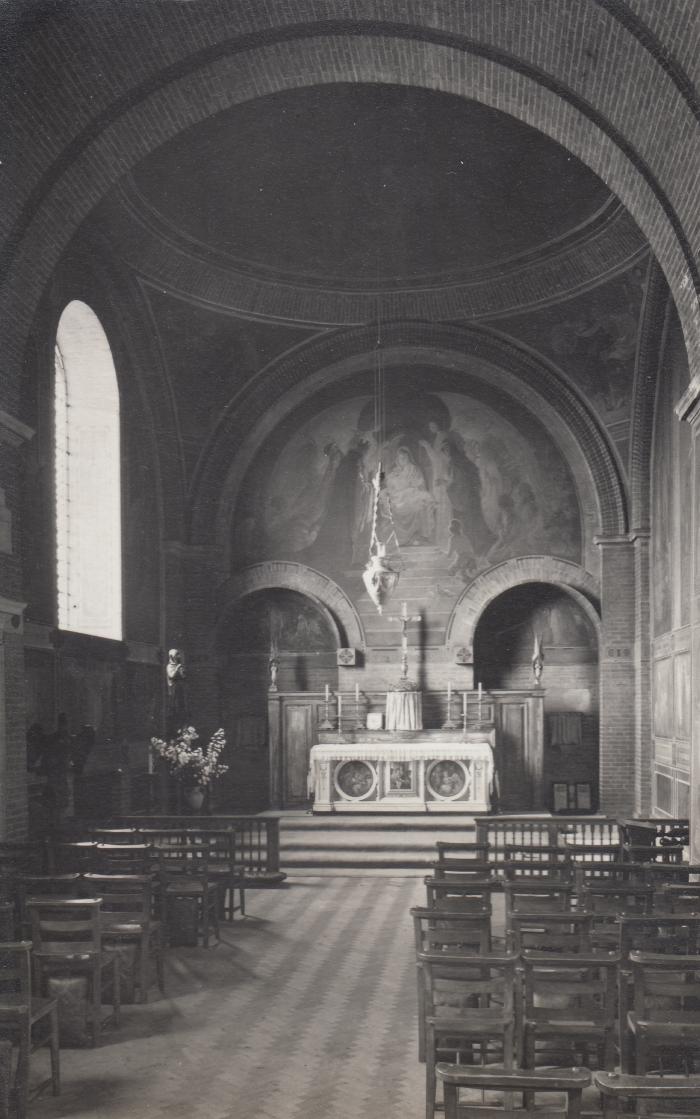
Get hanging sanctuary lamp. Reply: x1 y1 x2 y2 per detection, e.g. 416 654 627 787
361 309 401 614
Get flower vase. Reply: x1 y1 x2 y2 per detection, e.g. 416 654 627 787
186 785 206 813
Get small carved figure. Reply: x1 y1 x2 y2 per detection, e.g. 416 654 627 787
269 656 279 692
166 648 187 734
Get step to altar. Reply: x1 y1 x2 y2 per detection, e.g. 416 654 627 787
277 810 477 876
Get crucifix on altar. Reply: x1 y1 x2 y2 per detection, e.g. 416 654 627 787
388 600 421 688
386 601 423 730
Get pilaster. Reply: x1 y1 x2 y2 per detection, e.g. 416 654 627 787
676 381 700 860
595 536 637 816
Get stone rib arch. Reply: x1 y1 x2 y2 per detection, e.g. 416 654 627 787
446 557 601 653
217 562 366 652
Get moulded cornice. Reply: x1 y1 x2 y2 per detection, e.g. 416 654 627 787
103 179 649 325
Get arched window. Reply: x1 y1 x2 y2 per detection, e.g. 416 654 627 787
54 300 122 639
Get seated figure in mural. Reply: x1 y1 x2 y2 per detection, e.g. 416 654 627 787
383 446 436 546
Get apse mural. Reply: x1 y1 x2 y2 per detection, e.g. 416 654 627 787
234 390 582 586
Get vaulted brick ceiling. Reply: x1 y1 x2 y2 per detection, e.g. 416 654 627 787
129 83 613 289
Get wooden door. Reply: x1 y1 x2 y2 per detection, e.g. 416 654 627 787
496 700 530 811
283 703 314 806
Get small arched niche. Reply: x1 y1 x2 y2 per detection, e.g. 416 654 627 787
474 582 599 812
218 589 338 809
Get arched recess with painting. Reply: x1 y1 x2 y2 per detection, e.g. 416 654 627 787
215 564 364 809
449 559 601 813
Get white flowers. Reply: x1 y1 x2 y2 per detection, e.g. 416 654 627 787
150 726 228 787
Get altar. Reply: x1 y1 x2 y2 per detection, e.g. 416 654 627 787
308 730 495 813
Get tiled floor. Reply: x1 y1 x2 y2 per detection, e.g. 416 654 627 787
30 877 426 1119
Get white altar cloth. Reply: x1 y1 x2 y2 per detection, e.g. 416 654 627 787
308 737 494 813
385 689 422 730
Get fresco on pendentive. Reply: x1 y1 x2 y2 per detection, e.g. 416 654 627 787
234 390 581 595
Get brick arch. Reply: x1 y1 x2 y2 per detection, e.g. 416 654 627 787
217 562 366 652
197 321 627 553
446 557 601 652
2 5 700 384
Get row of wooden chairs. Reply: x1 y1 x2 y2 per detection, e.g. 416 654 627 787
435 1066 700 1118
415 926 700 1115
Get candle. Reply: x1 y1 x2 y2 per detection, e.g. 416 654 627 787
447 680 452 703
478 682 482 700
462 692 467 717
337 693 343 723
355 682 360 704
147 743 153 775
325 684 330 703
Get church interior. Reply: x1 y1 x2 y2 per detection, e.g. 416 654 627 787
2 2 700 1116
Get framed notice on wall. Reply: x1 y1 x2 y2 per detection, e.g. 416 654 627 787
552 782 592 813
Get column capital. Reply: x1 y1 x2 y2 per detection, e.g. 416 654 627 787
593 533 636 547
676 375 700 426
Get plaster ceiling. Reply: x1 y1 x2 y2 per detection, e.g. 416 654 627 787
129 83 613 290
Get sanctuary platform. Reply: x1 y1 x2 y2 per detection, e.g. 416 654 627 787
308 729 495 813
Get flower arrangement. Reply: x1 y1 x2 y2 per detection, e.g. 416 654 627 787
150 726 228 788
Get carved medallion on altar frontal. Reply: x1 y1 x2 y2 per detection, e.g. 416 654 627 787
426 759 470 801
234 388 581 638
334 760 376 801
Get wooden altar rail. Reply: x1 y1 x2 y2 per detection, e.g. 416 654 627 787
116 815 282 883
475 815 620 860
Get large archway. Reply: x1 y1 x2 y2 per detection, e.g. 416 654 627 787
4 6 700 384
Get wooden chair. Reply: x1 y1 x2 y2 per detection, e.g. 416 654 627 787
507 912 593 955
503 860 573 885
15 874 81 938
0 941 59 1119
618 916 700 1072
47 842 97 874
27 898 120 1047
626 950 700 1074
579 882 655 949
189 832 245 922
595 1071 700 1117
641 864 700 888
565 841 622 864
504 881 573 935
573 861 644 894
424 878 499 917
88 828 140 844
419 951 517 1119
82 874 165 1003
429 861 495 882
156 845 220 947
435 842 490 862
504 844 571 865
437 1065 590 1119
93 843 153 876
521 951 619 1071
659 884 700 915
622 844 684 864
411 907 491 1063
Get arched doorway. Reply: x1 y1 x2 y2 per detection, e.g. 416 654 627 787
218 588 338 809
474 582 600 813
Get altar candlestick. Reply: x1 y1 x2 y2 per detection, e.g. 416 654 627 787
447 680 452 704
478 682 483 721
